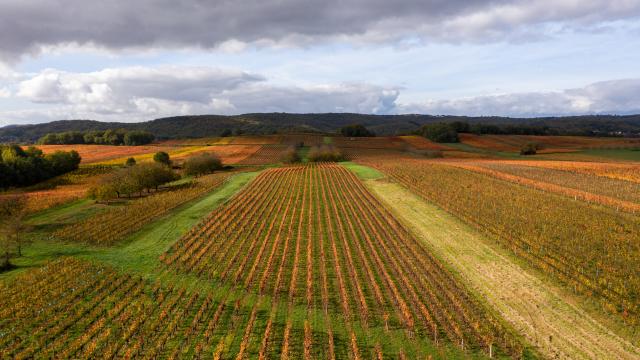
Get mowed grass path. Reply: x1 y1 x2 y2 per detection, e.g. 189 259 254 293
0 170 262 283
362 173 640 359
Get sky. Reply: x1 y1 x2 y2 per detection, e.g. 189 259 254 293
1 0 640 126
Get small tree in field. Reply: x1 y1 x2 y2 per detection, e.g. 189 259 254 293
0 195 30 270
125 157 136 166
153 151 171 166
520 143 539 155
184 153 223 177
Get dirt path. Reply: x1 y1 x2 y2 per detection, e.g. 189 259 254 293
367 180 640 360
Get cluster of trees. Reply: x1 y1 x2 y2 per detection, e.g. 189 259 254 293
418 123 460 143
340 124 375 137
90 162 178 200
418 121 555 143
183 153 223 176
0 196 29 271
0 145 81 189
308 145 344 162
38 129 155 146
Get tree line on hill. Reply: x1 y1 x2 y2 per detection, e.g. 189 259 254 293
416 121 563 143
38 129 155 146
2 113 639 143
0 145 81 190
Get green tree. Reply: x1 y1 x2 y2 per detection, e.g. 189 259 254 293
340 124 375 137
125 157 137 166
153 151 171 166
124 131 155 146
419 123 459 143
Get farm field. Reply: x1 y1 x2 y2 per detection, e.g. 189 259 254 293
459 134 640 154
37 144 182 164
363 158 640 327
53 170 242 245
161 164 524 358
0 165 113 214
2 134 640 359
367 179 640 359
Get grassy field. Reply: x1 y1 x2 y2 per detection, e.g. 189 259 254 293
0 170 261 282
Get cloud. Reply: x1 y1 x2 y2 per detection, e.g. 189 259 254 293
0 0 638 60
4 65 399 124
399 79 640 116
2 65 639 125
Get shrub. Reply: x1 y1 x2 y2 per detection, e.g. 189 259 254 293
125 157 137 166
184 153 223 177
520 143 539 155
153 151 171 166
281 146 301 163
308 145 344 162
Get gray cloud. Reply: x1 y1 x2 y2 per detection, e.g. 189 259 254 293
1 0 639 60
400 79 640 116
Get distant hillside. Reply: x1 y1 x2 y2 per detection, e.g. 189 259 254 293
2 113 640 143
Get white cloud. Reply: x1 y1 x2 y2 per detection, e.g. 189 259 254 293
4 65 399 124
2 64 640 125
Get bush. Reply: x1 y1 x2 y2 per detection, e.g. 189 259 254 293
520 143 539 155
184 153 223 176
308 145 344 162
153 151 171 166
281 146 301 163
125 157 136 166
419 123 459 143
340 124 375 137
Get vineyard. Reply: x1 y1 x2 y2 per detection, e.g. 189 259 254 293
237 145 290 165
431 160 640 213
161 164 524 358
366 159 640 324
459 134 640 153
54 171 236 245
